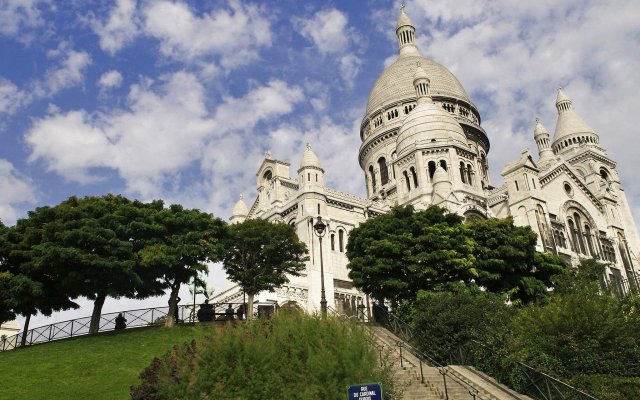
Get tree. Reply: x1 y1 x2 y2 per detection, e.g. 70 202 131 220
32 195 146 333
346 206 475 304
223 219 308 320
467 217 567 303
0 208 79 342
137 204 228 327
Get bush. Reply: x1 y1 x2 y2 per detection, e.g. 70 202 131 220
131 311 399 400
569 375 640 400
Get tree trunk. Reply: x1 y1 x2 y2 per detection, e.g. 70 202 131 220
247 293 254 321
20 313 31 347
165 285 180 328
89 293 106 334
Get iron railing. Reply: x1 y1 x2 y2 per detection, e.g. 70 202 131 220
0 302 251 352
372 302 599 400
605 274 640 298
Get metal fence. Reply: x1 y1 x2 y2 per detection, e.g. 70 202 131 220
371 302 599 400
0 302 251 352
605 274 640 298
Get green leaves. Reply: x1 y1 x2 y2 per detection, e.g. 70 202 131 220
222 219 308 296
347 206 568 304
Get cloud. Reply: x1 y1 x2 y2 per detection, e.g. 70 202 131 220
0 159 37 225
26 72 304 205
295 8 363 86
98 70 123 89
90 0 139 54
142 0 272 70
0 0 48 42
33 43 92 98
0 78 29 115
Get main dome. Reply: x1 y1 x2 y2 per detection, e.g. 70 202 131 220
365 55 472 116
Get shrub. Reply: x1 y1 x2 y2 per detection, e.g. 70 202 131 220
131 311 399 399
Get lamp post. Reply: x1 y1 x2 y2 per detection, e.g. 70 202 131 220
313 216 328 318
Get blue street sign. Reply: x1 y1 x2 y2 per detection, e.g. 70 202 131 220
347 383 383 400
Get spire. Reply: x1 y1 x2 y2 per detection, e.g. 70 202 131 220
299 143 323 171
551 88 599 153
396 7 419 57
555 87 572 113
533 117 555 166
413 62 431 103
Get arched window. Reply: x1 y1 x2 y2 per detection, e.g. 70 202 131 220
378 157 389 185
568 219 578 252
369 165 377 193
459 161 467 183
331 234 335 251
403 171 411 191
466 163 473 185
339 230 344 252
410 166 419 188
573 213 586 254
263 170 272 181
584 225 595 257
600 168 609 181
439 160 448 171
428 161 437 180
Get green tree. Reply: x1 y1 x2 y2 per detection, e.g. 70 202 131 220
32 195 146 333
467 217 567 303
137 204 228 327
346 205 475 304
0 208 79 342
223 219 308 320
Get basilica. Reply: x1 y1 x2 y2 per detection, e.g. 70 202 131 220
215 9 640 314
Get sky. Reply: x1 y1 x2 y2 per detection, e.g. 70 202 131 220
1 0 639 328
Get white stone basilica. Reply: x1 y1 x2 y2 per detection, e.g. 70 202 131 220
214 10 640 313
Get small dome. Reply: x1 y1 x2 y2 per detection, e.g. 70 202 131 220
413 64 429 82
299 143 323 170
551 89 598 147
432 165 451 185
556 87 570 104
396 10 413 30
534 117 549 137
231 195 249 218
395 100 468 156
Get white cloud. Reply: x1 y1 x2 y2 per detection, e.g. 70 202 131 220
296 8 363 86
33 43 92 98
26 72 304 204
98 70 123 89
0 0 48 42
0 78 29 115
143 0 272 70
90 0 139 54
0 159 37 225
297 9 350 55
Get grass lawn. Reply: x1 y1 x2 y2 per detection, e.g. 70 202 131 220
0 324 217 400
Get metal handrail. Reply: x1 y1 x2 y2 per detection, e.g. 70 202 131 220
517 362 599 400
0 302 250 352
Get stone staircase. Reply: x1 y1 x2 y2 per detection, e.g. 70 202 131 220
371 326 533 400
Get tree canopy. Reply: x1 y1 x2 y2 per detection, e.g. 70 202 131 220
346 206 475 304
137 203 228 327
346 205 567 304
223 219 308 320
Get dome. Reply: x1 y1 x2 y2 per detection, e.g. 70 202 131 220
551 89 598 147
299 143 323 171
365 55 472 117
231 195 249 218
395 98 468 156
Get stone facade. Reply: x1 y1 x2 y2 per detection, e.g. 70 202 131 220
215 9 640 312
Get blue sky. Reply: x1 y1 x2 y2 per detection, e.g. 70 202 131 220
2 0 640 325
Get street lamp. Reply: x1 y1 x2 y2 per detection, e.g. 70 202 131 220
313 216 328 318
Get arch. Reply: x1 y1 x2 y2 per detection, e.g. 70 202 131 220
428 161 437 180
439 160 448 171
466 163 473 185
280 300 303 311
338 229 345 253
331 233 335 251
263 169 273 181
369 165 377 193
410 166 419 188
403 170 411 191
459 161 467 183
600 167 610 181
464 210 485 221
378 157 389 185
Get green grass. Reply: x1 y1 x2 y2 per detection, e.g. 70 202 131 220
0 324 216 400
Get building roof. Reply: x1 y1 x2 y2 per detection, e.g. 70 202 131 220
396 9 413 30
552 88 598 146
231 195 249 218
